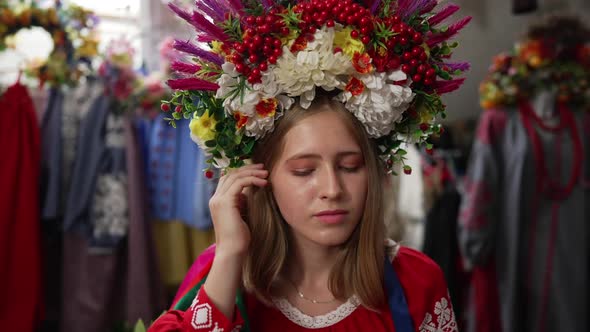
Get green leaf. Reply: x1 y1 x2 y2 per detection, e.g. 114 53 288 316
205 140 217 148
133 320 146 332
242 139 255 154
396 149 407 156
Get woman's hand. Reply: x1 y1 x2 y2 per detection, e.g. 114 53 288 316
208 163 269 256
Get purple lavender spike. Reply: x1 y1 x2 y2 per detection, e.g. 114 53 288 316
428 4 460 26
173 40 224 65
170 61 201 74
167 78 219 91
433 78 466 94
197 34 216 43
368 0 381 14
426 16 472 47
195 2 224 21
225 0 245 13
419 0 437 14
437 61 471 72
190 11 229 41
260 0 274 10
397 0 433 19
168 2 193 23
199 0 228 19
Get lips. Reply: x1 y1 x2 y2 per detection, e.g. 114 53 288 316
314 210 348 224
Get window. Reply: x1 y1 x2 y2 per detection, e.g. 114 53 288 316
69 0 142 67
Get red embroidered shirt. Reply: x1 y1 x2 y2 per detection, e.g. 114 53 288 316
149 247 457 332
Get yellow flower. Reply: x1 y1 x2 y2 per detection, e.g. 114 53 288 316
77 38 99 57
416 103 434 123
334 27 365 58
280 29 298 48
211 40 224 54
189 110 217 142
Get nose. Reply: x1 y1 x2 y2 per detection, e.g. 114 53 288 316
318 166 344 200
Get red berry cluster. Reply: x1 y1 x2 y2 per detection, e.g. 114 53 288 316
228 0 436 87
368 17 436 86
390 22 435 86
233 10 287 84
294 0 374 44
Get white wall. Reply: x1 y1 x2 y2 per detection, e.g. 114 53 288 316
443 0 590 121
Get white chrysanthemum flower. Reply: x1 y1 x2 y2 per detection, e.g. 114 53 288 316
254 69 281 98
336 70 415 138
273 26 354 109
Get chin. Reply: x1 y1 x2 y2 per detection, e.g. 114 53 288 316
308 229 356 247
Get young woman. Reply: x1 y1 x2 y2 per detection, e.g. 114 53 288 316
148 97 457 331
149 0 470 330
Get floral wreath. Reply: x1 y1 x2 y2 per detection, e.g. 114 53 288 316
0 1 99 87
161 0 471 175
480 16 590 111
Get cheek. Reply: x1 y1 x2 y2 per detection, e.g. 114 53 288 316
270 174 314 222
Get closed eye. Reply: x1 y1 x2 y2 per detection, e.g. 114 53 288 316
339 166 361 173
292 169 314 176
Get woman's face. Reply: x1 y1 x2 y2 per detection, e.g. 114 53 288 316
270 110 368 248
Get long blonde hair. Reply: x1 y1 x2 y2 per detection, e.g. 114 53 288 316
243 96 387 309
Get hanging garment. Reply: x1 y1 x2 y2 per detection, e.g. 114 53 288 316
422 173 464 316
152 220 215 288
147 114 214 230
63 93 129 249
41 80 101 223
125 117 167 323
0 83 42 332
458 99 589 332
61 115 166 332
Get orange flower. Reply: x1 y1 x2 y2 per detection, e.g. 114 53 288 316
345 77 365 96
352 52 373 74
255 98 278 118
491 54 511 71
519 40 552 68
480 99 499 109
234 112 248 129
290 35 308 53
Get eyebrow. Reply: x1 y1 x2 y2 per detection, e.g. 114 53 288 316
285 151 362 162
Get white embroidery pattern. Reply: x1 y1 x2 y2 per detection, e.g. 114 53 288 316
105 114 126 148
230 325 242 332
92 174 128 239
272 296 360 328
418 297 458 332
191 302 213 330
210 322 224 332
190 293 200 310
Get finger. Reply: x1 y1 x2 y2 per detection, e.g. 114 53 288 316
218 168 269 195
224 175 268 198
217 164 265 189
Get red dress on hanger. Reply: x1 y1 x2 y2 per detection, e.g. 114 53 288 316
0 83 43 331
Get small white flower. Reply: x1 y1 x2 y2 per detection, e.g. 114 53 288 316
213 151 231 168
